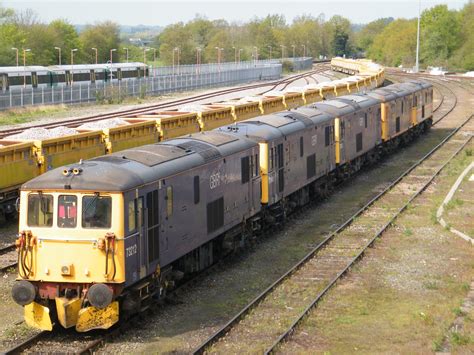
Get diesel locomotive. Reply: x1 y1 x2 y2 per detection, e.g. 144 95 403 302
12 80 433 332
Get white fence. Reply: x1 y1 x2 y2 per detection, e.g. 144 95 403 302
0 58 313 110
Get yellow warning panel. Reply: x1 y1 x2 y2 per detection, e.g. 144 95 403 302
25 302 53 331
55 297 82 329
76 301 119 332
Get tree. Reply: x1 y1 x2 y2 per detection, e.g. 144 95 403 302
420 5 461 67
49 20 80 65
157 22 195 65
450 2 474 70
79 21 121 64
326 15 354 57
356 17 393 53
367 19 417 67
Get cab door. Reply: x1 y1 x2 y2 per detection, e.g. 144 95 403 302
124 192 149 285
124 192 140 285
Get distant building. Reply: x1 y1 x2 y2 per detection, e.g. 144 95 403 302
129 38 154 47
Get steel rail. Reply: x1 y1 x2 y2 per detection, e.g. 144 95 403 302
0 243 15 256
3 330 49 354
0 261 17 273
192 112 472 354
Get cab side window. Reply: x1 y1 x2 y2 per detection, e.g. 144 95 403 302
127 200 136 233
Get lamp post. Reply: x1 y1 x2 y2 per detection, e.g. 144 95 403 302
196 47 201 74
291 44 296 59
22 48 31 88
177 48 181 75
214 46 221 72
232 46 237 64
152 48 157 77
11 47 18 67
253 46 258 64
238 48 243 64
214 46 220 64
301 44 306 58
109 48 117 81
54 47 61 65
91 48 98 64
123 47 129 63
280 45 285 60
143 47 150 78
268 45 272 60
173 47 180 75
70 48 77 84
415 0 421 73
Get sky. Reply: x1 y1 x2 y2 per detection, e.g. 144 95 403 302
2 0 469 26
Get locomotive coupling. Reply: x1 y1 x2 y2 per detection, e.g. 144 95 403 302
56 284 118 331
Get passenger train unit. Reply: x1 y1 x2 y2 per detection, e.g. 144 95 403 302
0 63 148 91
12 80 433 332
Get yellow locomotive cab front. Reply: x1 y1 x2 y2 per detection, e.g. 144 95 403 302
13 189 125 332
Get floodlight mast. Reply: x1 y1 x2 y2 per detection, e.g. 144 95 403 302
415 0 420 73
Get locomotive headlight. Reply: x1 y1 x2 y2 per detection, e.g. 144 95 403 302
61 264 73 276
12 280 36 306
62 168 72 176
88 283 113 309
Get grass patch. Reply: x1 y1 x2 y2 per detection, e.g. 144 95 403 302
335 315 356 325
404 227 413 236
452 306 465 317
445 198 464 211
451 331 471 346
461 282 470 292
423 280 439 290
0 105 68 126
432 337 444 352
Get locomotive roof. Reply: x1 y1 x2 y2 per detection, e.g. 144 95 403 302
292 106 335 126
336 94 380 109
220 111 314 142
379 84 413 97
310 99 356 117
366 87 398 102
22 132 257 192
399 80 432 91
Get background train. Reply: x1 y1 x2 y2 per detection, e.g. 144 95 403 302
11 79 432 332
0 62 148 91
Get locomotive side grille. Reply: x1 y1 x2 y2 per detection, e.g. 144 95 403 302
307 154 316 179
207 197 224 234
356 133 363 152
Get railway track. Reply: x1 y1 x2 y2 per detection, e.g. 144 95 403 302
192 92 472 353
0 64 331 139
0 243 17 273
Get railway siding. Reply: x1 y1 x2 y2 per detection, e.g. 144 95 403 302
199 116 473 353
278 143 474 354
